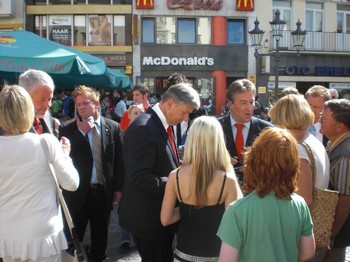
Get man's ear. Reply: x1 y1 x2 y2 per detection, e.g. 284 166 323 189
335 121 346 133
169 98 176 107
228 100 234 110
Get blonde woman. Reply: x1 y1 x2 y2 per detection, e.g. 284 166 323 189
269 94 330 207
0 85 79 262
161 116 242 262
128 103 144 123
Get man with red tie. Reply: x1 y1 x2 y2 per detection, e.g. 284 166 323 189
18 69 61 138
119 82 200 262
220 79 273 184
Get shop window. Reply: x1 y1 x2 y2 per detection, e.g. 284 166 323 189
113 16 126 46
177 19 196 44
156 17 175 44
197 18 211 45
273 0 292 30
142 18 155 43
35 15 124 47
142 17 210 45
50 0 73 4
35 15 47 38
227 20 245 45
35 0 119 4
34 0 48 4
337 9 350 33
194 77 215 115
113 0 127 3
88 0 111 3
74 15 86 46
306 2 323 32
136 76 215 115
136 77 156 94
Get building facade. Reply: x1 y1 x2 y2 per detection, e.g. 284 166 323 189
133 0 256 115
133 0 350 113
1 0 350 113
253 0 350 105
0 0 133 86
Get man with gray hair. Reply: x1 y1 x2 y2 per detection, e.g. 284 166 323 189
329 88 339 99
119 82 200 262
305 85 331 147
18 69 60 137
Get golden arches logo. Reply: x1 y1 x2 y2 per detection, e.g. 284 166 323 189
236 0 254 11
136 0 153 8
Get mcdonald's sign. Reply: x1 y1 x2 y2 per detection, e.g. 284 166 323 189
236 0 254 11
136 0 154 9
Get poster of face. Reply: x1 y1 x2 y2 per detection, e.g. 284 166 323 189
88 15 112 46
49 15 72 46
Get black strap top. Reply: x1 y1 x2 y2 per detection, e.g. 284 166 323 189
176 168 227 204
175 169 227 258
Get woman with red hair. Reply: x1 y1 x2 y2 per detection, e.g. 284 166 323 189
217 127 315 262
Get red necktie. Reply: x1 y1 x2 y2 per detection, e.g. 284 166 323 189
167 126 178 160
235 123 244 160
34 117 42 135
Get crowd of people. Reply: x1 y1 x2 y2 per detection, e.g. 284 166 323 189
0 69 349 262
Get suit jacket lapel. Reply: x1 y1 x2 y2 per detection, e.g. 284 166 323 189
246 118 257 147
100 117 108 152
42 111 53 134
148 108 179 165
223 116 237 157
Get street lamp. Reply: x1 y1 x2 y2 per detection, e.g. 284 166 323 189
248 18 265 58
249 9 307 101
291 19 307 52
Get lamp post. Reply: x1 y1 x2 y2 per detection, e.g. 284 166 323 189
249 9 307 101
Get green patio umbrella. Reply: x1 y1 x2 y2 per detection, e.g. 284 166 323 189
0 30 131 89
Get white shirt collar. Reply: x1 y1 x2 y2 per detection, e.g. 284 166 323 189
152 103 168 130
229 114 251 129
95 115 101 127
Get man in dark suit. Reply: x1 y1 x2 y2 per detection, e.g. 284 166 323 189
18 69 61 138
220 79 273 183
119 82 200 262
60 85 124 262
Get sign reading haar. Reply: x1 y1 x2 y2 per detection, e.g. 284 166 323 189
143 56 214 66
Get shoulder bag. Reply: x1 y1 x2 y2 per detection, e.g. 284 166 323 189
299 141 338 250
40 136 90 262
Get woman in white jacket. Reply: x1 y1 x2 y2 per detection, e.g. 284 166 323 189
0 85 79 262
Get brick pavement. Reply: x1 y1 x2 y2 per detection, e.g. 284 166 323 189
105 207 141 262
78 206 141 262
